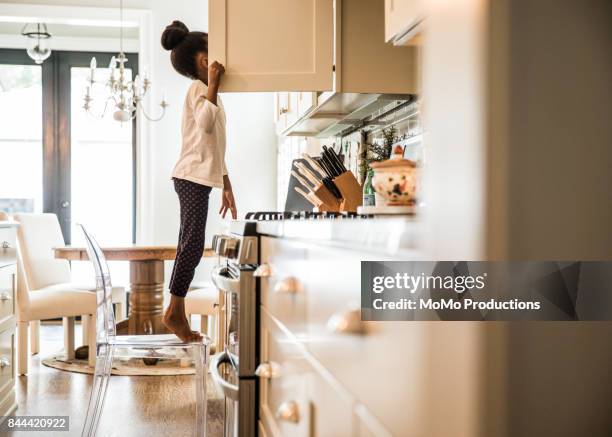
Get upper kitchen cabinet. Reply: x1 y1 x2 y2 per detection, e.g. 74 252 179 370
338 0 417 94
384 0 425 46
208 0 334 92
209 0 418 94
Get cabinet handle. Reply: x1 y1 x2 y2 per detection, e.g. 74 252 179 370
1 241 9 249
0 292 12 301
279 107 288 115
276 401 300 423
274 277 301 294
255 361 280 379
327 308 366 335
0 356 9 368
253 263 272 278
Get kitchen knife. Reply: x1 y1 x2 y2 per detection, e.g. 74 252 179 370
315 156 334 178
302 153 328 179
328 146 347 173
322 146 343 176
308 156 343 199
295 162 322 187
294 186 319 207
291 170 315 191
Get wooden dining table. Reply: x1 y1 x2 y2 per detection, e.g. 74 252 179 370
54 245 215 335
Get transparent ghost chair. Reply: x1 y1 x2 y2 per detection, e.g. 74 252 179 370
79 224 209 437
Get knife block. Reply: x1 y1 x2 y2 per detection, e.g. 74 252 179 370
313 185 341 212
333 171 363 212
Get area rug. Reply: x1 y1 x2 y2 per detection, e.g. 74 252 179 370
42 350 213 376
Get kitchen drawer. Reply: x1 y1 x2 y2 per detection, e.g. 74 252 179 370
259 237 309 338
0 265 15 323
259 308 353 437
298 244 425 435
0 328 15 398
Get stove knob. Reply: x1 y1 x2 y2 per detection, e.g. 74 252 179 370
226 238 239 258
216 237 227 255
212 234 222 252
216 236 239 258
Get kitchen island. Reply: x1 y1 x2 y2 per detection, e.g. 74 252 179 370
248 214 483 437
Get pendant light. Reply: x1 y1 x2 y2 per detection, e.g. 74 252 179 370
21 23 52 64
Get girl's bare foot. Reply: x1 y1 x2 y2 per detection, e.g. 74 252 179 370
163 295 203 343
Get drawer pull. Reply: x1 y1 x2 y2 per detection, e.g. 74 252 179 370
0 292 12 301
255 362 280 379
0 356 9 368
327 308 365 335
274 277 301 294
276 401 300 423
253 263 272 278
1 241 9 249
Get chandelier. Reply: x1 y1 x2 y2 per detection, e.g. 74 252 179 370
83 0 167 122
21 23 52 64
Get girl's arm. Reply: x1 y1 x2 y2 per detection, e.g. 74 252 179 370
207 61 224 105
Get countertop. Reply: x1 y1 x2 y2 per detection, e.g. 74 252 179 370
252 217 424 256
0 221 19 228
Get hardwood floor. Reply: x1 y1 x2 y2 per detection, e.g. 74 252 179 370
8 323 224 437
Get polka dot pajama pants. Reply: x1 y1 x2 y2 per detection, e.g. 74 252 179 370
169 177 213 297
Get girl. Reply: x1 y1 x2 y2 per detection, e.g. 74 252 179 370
161 21 237 342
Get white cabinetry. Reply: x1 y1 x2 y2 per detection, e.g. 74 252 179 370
384 0 425 45
0 222 17 423
210 0 417 94
209 0 334 92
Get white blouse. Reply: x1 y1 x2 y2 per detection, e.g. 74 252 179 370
172 80 228 189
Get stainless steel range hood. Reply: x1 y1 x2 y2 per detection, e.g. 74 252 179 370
281 92 415 138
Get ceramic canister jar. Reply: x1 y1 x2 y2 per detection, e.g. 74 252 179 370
370 156 418 206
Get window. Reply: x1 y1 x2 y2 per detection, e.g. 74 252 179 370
0 60 43 213
0 49 137 244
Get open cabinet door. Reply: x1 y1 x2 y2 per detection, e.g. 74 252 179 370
209 0 334 92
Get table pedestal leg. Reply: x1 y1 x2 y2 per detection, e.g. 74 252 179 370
122 260 169 335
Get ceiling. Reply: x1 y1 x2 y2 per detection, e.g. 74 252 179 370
0 21 139 39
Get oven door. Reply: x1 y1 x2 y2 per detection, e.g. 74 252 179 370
211 351 257 437
211 264 258 378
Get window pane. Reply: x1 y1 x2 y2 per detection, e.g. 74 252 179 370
70 66 134 286
0 64 43 213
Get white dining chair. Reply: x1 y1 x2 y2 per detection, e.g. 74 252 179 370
13 213 126 374
185 285 218 350
79 224 209 437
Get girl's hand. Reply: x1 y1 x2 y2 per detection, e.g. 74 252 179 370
220 187 237 219
208 61 225 87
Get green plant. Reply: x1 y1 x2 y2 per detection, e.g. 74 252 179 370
367 126 396 163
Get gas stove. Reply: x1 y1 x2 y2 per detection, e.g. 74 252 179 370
244 210 374 221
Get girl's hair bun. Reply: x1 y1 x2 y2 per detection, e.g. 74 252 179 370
161 20 189 51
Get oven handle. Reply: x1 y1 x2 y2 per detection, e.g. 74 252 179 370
211 265 241 294
210 351 240 401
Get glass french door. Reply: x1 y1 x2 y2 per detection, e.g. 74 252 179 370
0 51 44 214
0 49 137 246
56 51 138 246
